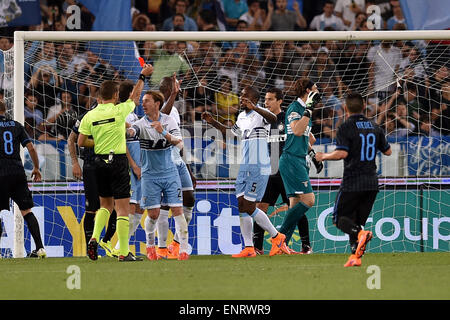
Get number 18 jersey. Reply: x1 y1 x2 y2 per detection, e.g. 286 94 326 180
335 114 390 192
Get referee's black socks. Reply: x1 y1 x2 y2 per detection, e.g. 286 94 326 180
23 212 44 250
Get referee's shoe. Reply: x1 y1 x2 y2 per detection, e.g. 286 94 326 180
118 252 143 262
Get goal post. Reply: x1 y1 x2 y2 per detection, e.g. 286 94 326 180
8 30 450 258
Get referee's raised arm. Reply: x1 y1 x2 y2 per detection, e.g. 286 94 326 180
129 64 154 105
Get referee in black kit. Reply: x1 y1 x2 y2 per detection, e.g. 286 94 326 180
0 100 46 258
316 92 392 267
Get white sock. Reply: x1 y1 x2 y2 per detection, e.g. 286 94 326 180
157 209 169 248
252 208 278 238
239 213 254 247
173 213 189 253
145 215 157 247
174 206 193 243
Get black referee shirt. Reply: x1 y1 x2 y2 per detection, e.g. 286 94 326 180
71 111 96 165
335 114 390 192
0 115 32 177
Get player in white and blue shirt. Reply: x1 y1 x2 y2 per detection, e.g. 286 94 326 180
127 90 190 260
202 86 290 258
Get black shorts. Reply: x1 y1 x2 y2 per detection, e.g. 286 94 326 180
0 173 34 211
260 174 289 206
94 154 130 200
83 162 100 212
332 190 378 226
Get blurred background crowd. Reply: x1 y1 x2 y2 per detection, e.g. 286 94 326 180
0 0 448 147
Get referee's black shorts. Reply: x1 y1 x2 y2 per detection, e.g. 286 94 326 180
82 162 100 212
332 190 379 226
0 172 34 211
94 154 130 200
260 174 289 206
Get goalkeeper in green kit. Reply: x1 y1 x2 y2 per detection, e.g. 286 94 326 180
276 78 322 253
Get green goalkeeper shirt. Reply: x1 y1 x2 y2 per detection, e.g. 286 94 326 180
283 98 311 157
78 99 135 155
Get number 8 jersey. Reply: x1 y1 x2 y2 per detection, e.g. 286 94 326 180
131 113 182 178
0 115 31 177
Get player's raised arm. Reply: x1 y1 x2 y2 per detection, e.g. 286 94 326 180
160 73 181 115
201 111 229 136
290 91 321 136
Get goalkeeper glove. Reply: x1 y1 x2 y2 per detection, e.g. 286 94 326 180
308 149 323 174
303 91 321 118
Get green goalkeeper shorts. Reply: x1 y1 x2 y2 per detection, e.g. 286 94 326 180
279 153 313 198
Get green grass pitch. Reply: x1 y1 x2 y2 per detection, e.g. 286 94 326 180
0 252 448 300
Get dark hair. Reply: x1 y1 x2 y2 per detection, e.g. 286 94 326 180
99 80 119 100
173 13 185 22
144 90 165 107
0 100 5 113
159 77 173 100
292 78 313 97
266 87 283 101
118 80 134 103
242 85 260 103
198 9 216 25
345 91 365 113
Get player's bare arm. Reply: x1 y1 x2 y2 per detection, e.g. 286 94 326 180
160 73 181 115
68 131 82 180
315 150 348 162
201 111 229 136
242 97 277 124
25 141 42 182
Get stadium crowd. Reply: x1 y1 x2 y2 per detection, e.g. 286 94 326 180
0 0 449 146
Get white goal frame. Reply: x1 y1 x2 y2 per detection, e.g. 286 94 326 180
11 30 450 258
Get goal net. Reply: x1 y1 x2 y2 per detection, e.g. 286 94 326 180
2 31 449 258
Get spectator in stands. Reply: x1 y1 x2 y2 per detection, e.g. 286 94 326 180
386 1 406 30
214 76 239 124
377 91 416 138
238 0 266 31
196 9 219 31
418 114 440 137
33 42 56 73
311 107 337 140
263 40 296 89
304 47 343 98
132 13 156 31
149 41 190 86
338 41 371 93
351 12 367 31
185 75 215 121
367 40 401 103
222 0 249 30
24 92 44 130
431 78 450 135
162 0 198 31
334 0 365 30
263 0 307 31
217 49 240 93
402 82 423 130
309 1 345 31
41 90 77 141
40 2 67 31
28 66 61 119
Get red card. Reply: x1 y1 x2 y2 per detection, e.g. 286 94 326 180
138 57 145 67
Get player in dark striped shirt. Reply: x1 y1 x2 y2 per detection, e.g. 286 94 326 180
0 100 46 258
316 92 392 267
